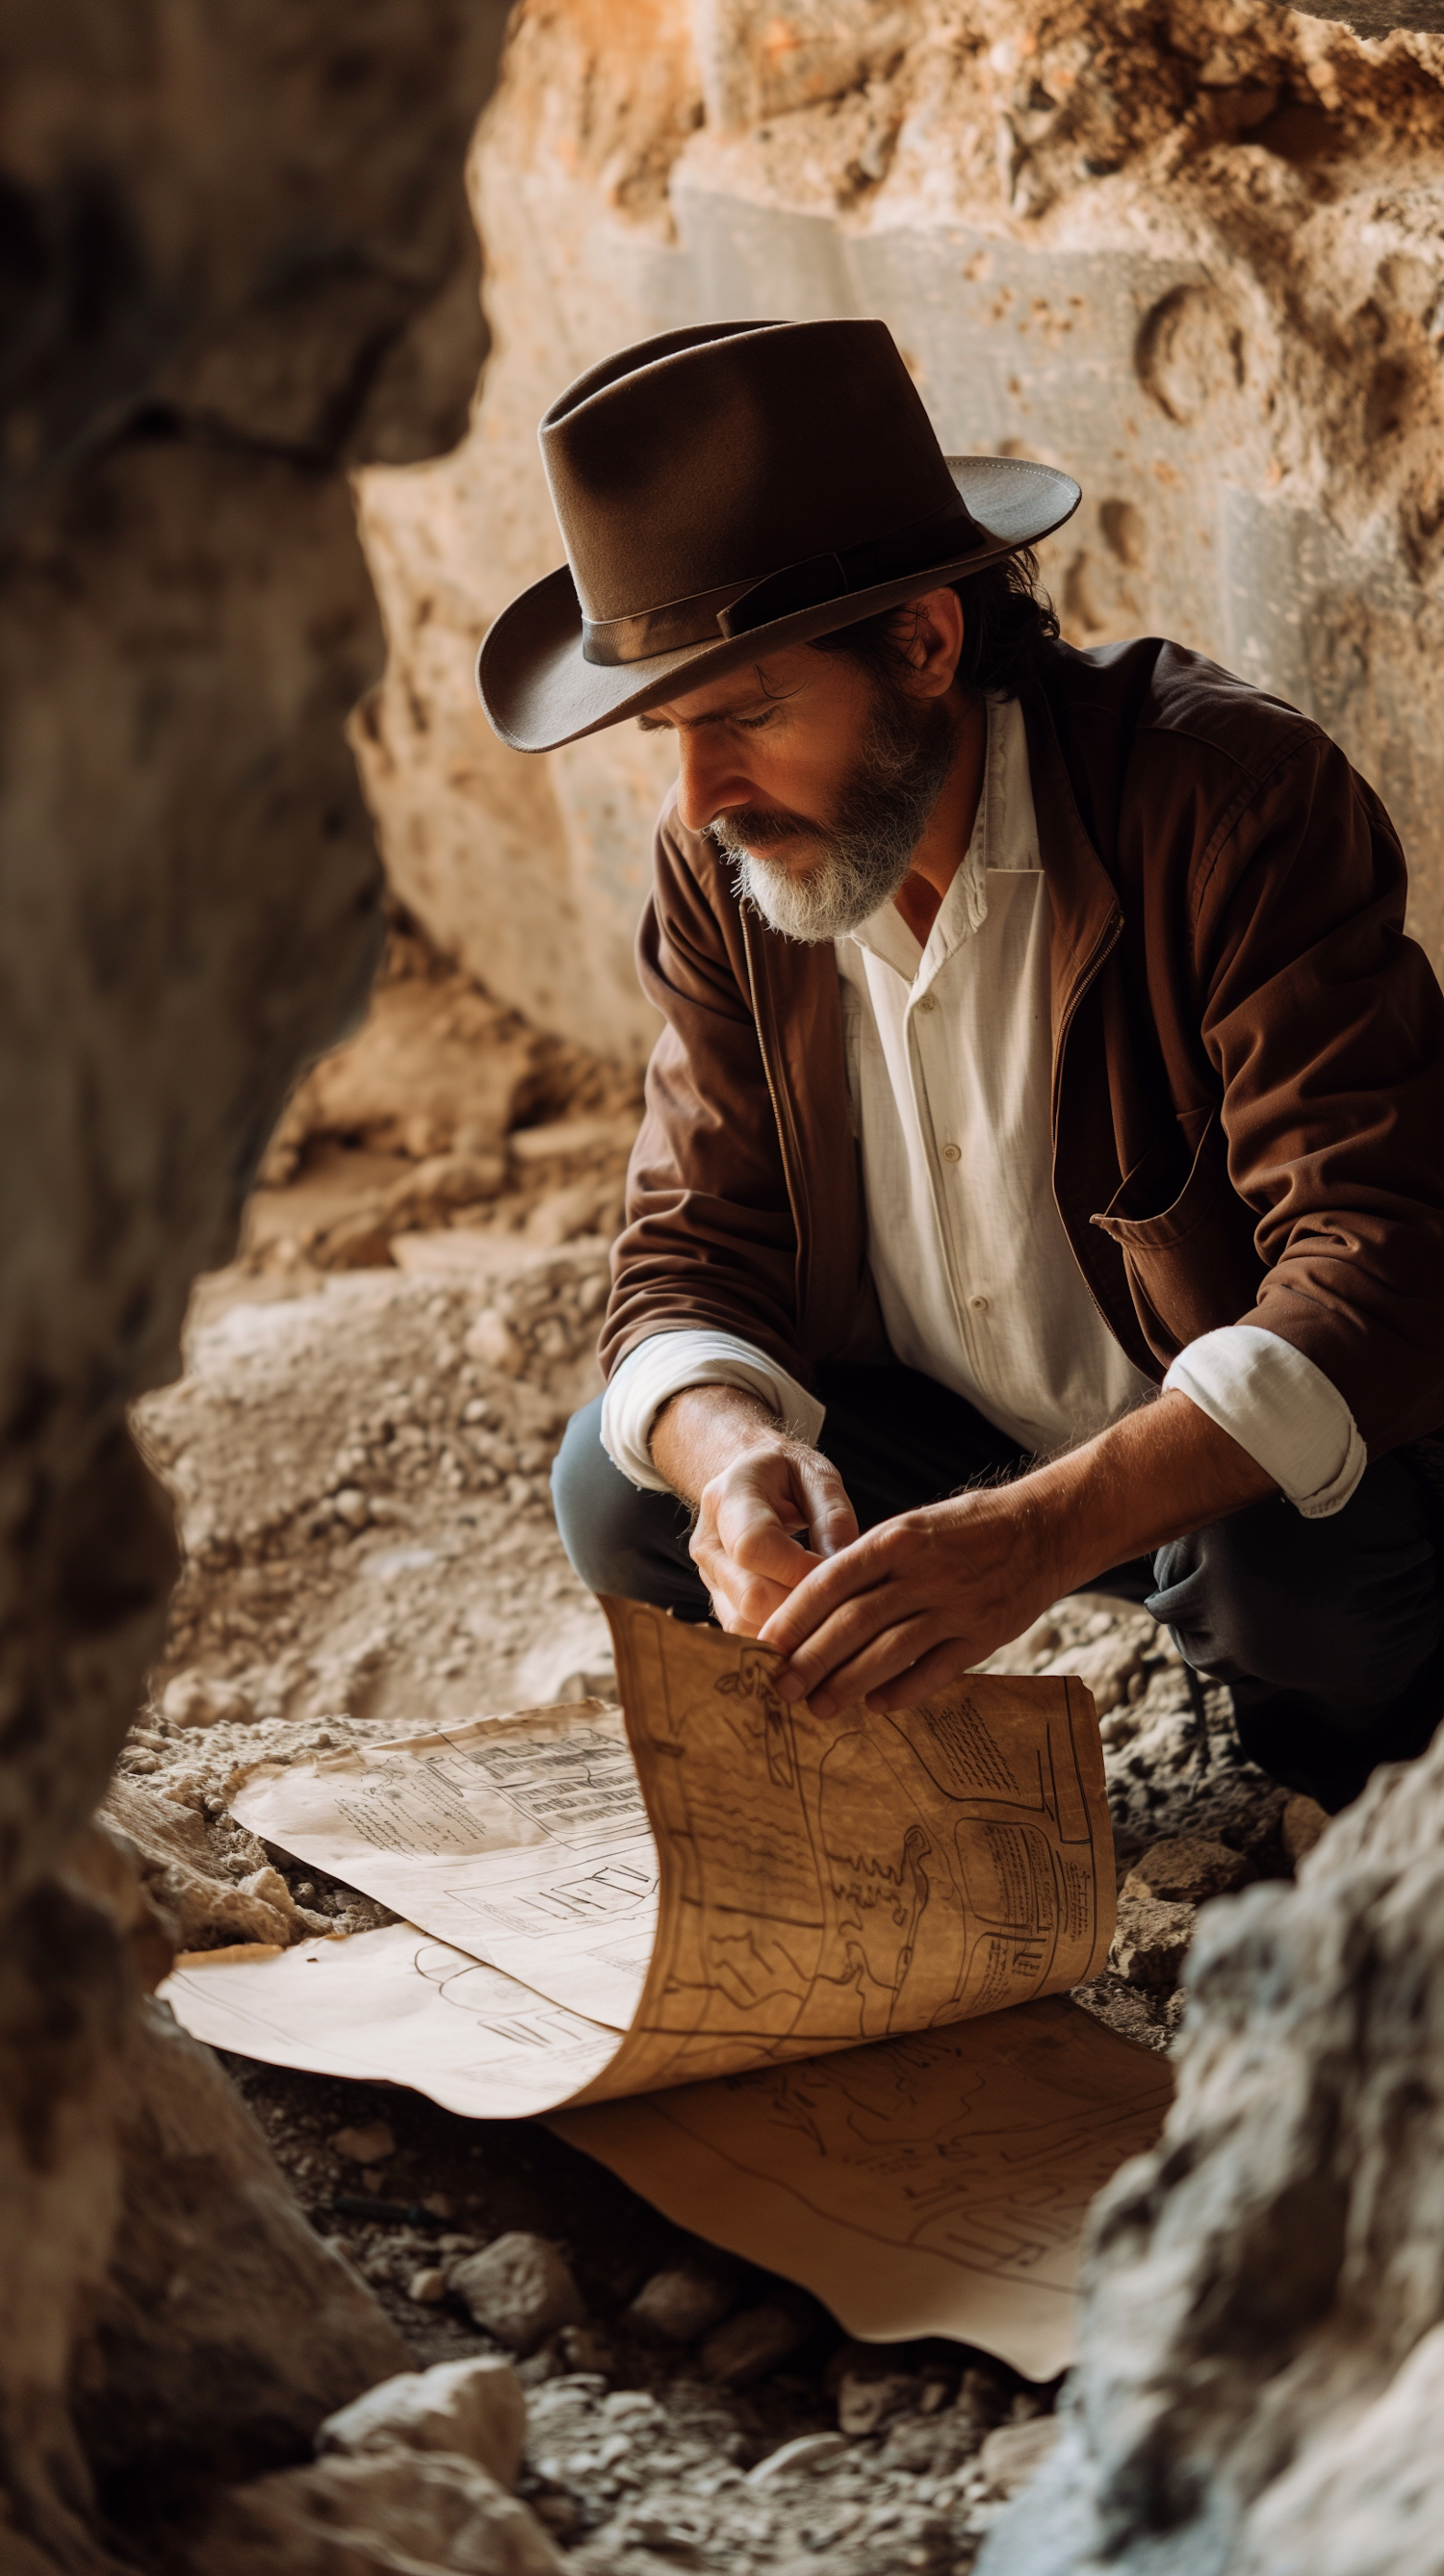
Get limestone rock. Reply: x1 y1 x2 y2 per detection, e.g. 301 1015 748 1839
318 2358 527 2490
1108 1893 1196 1991
100 1779 303 1952
0 0 505 2558
980 1720 1444 2575
1122 1836 1252 1906
450 2235 584 2355
201 2447 563 2576
73 1995 411 2492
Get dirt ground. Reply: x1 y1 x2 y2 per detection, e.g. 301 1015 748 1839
114 936 1305 2572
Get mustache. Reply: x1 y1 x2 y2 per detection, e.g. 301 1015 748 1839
708 805 822 853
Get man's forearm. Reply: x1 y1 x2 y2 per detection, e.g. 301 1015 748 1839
649 1382 788 1507
1024 1390 1278 1599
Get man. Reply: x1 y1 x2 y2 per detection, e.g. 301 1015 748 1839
478 316 1444 1814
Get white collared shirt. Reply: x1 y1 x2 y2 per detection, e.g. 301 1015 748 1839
603 697 1364 1521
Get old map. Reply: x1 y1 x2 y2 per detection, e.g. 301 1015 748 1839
163 1597 1173 2372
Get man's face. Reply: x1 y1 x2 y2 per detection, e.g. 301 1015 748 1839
637 638 957 942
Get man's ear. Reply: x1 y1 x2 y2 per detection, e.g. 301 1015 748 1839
894 586 966 695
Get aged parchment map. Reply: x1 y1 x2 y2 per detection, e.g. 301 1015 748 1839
229 1696 656 2028
162 1598 1172 2372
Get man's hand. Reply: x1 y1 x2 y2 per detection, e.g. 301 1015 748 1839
649 1385 859 1636
760 1391 1277 1717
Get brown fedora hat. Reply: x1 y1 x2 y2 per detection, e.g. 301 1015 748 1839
477 319 1079 755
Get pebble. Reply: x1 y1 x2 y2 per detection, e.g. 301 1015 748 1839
699 2299 812 2388
837 2368 915 2435
406 2266 448 2305
451 2231 585 2355
746 2432 848 2486
625 2264 735 2344
628 2503 712 2556
977 2415 1061 2497
328 2119 396 2166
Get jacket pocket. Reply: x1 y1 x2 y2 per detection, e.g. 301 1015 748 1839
1090 1109 1264 1362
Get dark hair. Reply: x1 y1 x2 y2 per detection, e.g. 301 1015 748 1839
810 547 1059 700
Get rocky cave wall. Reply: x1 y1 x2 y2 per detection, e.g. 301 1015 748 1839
0 5 507 2567
356 0 1444 1060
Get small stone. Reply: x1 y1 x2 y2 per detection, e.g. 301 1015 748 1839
625 2264 735 2345
1123 1834 1251 1906
837 2368 916 2435
407 2266 448 2305
451 2232 584 2355
976 2414 1061 2497
331 1485 371 1530
1282 1792 1329 1866
698 2298 812 2388
1110 1892 1196 1990
464 1310 524 1375
554 2324 613 2375
419 2192 453 2220
628 2504 710 2561
328 2119 396 2167
318 2356 527 2487
746 2431 848 2486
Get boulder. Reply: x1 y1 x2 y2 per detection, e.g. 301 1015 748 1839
981 1721 1444 2575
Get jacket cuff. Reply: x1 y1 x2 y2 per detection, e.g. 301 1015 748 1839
1164 1324 1366 1519
600 1329 826 1492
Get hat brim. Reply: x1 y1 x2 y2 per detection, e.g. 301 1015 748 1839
477 456 1080 753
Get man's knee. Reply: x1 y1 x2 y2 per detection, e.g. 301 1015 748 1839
1150 1457 1442 1709
551 1395 706 1615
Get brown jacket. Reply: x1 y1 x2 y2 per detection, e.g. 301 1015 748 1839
602 638 1444 1456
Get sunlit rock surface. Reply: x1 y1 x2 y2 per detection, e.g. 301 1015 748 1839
356 0 1444 1056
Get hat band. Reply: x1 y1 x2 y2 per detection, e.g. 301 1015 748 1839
580 499 986 668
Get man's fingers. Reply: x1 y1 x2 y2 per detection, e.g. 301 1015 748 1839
791 1454 859 1560
761 1520 914 1657
697 1559 794 1637
800 1611 946 1718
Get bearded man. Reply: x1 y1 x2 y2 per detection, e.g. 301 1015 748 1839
478 317 1444 1816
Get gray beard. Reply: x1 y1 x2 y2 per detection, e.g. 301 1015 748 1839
709 689 958 944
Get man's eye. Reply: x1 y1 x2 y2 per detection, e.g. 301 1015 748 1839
736 709 779 732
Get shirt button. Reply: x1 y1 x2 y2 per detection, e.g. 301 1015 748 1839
916 994 939 1013
971 1295 990 1312
941 1143 962 1162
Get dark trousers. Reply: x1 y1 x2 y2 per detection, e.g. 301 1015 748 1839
552 1362 1444 1815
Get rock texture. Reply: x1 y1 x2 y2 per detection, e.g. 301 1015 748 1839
355 0 1444 1057
0 3 506 2567
979 1722 1444 2576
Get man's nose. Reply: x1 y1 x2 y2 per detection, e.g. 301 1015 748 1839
674 732 756 836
